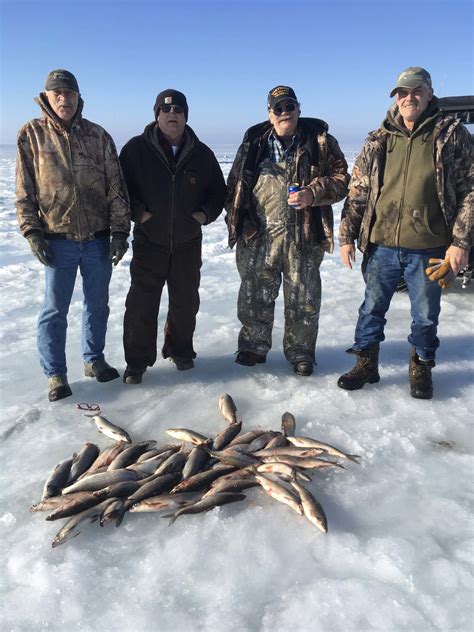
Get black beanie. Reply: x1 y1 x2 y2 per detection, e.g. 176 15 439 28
153 89 189 120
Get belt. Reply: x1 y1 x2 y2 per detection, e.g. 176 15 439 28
44 229 110 241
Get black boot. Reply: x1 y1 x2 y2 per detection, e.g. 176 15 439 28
84 359 120 383
337 344 380 391
123 365 146 384
409 348 435 399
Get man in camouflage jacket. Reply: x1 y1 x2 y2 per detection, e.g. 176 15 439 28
338 67 472 399
16 69 131 401
226 86 349 376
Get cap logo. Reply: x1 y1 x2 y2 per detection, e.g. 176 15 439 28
164 96 172 104
271 87 289 98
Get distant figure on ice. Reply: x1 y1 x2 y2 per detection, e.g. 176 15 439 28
338 67 472 399
119 89 226 384
226 86 349 376
16 69 131 402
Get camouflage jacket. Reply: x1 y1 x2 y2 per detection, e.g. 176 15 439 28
16 94 130 240
339 106 473 252
226 118 349 252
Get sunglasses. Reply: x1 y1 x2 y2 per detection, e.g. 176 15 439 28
160 104 185 114
271 102 297 116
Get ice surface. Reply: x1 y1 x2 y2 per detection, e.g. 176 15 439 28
0 144 473 631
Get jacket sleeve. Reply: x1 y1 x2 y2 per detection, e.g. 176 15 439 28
103 132 131 235
200 151 226 224
119 142 148 224
225 143 245 214
450 124 473 250
16 127 42 237
308 134 350 205
338 140 372 247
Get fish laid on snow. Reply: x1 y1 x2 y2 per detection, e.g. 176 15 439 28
287 436 361 463
261 455 345 470
207 449 259 468
182 446 210 479
255 474 303 515
291 480 328 533
91 415 132 443
255 462 311 482
82 442 128 476
129 491 204 512
252 447 325 458
52 499 118 548
170 466 235 493
212 421 242 451
281 412 296 437
108 444 155 470
218 393 238 424
203 477 258 497
46 489 110 521
165 428 210 446
164 492 246 525
61 469 139 494
42 457 74 500
68 443 100 483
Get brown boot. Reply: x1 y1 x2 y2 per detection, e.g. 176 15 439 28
409 348 435 399
337 344 380 391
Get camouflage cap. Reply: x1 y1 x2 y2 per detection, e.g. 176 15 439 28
390 67 432 97
268 86 298 110
45 69 79 93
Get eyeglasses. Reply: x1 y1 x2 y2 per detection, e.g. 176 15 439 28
271 102 297 116
160 104 185 114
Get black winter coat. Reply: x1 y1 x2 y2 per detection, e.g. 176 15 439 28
120 123 226 248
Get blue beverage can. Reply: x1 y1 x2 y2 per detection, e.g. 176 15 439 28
288 182 301 207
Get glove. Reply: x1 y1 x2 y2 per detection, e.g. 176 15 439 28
109 232 129 266
27 233 52 266
425 258 456 289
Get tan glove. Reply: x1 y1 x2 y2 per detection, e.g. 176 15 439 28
425 258 456 289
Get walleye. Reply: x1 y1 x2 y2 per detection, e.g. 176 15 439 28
115 472 183 524
255 474 303 515
165 428 210 446
182 446 209 479
203 477 258 497
218 393 238 424
255 462 311 482
83 442 128 475
42 457 74 500
163 492 246 525
170 466 235 493
68 443 100 483
46 489 110 521
91 415 132 443
108 444 156 470
212 421 242 451
52 499 118 548
252 447 325 458
129 491 203 512
61 469 139 494
291 480 328 533
206 449 259 468
261 456 344 470
287 436 361 463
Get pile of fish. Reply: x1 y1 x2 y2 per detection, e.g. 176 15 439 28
31 395 361 548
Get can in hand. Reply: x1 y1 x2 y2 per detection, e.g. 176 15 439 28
288 182 301 207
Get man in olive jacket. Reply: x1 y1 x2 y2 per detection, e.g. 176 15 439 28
119 89 226 384
338 67 472 399
226 86 349 376
16 69 131 402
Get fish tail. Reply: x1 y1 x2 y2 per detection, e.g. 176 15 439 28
347 455 361 464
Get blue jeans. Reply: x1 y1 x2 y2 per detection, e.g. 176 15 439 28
37 237 112 376
354 244 445 361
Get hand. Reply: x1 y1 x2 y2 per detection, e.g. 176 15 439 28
287 187 314 209
109 233 129 266
425 258 456 289
27 233 52 266
445 245 469 275
340 244 356 269
191 211 207 225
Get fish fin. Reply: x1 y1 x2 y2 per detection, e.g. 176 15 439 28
161 512 178 525
347 455 361 464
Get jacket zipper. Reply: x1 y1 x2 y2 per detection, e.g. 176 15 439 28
170 173 176 253
65 129 82 240
395 136 412 247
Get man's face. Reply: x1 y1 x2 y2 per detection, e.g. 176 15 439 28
395 84 433 126
157 105 186 142
45 89 79 121
268 100 300 138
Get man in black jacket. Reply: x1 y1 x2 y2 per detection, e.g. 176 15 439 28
119 89 226 383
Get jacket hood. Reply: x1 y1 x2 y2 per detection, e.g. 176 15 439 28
243 116 329 143
35 92 84 129
382 96 440 135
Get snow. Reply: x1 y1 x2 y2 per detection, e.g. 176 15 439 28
1 143 473 631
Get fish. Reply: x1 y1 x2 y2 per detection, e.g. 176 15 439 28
163 492 246 525
90 415 132 443
68 443 100 483
291 480 328 533
212 421 242 451
247 431 279 452
108 443 155 470
51 499 118 548
99 499 124 527
182 446 210 479
254 474 303 515
252 447 325 458
154 447 188 476
287 436 361 463
170 466 236 493
261 456 344 470
129 491 204 512
31 491 96 512
42 457 74 500
255 462 311 482
100 480 142 498
114 472 183 524
81 442 128 476
265 433 287 448
206 449 259 468
203 477 258 497
165 428 210 446
136 449 161 463
61 469 139 494
218 393 238 424
227 430 266 447
281 412 296 437
45 489 110 521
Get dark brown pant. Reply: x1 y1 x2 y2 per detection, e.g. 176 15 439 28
123 239 202 368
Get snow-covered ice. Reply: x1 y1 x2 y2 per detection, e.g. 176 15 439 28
0 144 473 631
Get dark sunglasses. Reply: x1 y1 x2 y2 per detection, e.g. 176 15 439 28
271 102 297 116
160 104 184 114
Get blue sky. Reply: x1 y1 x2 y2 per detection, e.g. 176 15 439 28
1 0 473 147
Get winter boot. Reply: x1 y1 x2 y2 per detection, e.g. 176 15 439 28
409 348 435 399
84 359 120 383
123 365 146 385
235 351 266 366
47 375 72 402
337 344 380 391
